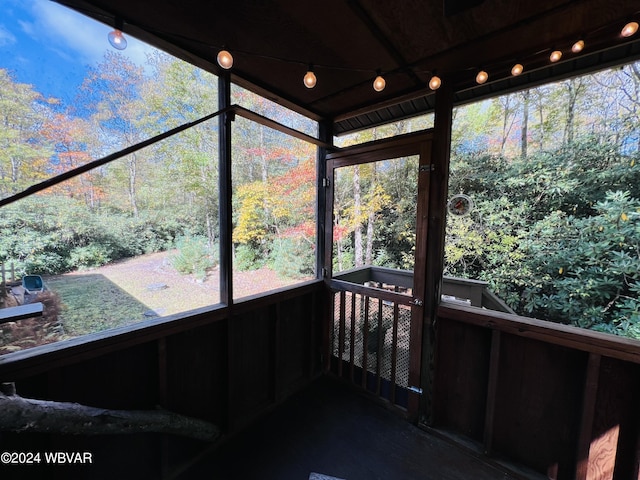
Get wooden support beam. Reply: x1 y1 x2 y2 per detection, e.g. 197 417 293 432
483 329 501 455
575 353 602 480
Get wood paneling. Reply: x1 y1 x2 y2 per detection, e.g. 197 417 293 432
165 322 228 426
0 284 324 479
434 318 491 441
435 304 640 480
492 335 587 478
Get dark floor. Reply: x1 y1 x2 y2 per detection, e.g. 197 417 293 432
176 376 520 480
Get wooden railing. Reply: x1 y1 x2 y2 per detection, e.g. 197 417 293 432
435 302 640 480
333 266 514 313
328 281 413 411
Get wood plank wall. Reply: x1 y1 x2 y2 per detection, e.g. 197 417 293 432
435 303 640 480
0 281 324 479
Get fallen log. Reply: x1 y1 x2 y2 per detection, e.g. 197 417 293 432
0 383 220 442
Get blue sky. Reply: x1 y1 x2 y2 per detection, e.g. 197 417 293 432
0 0 155 104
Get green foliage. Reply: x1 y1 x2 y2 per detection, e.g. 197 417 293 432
234 244 265 271
171 235 216 280
270 237 315 279
0 196 189 275
447 135 640 338
69 244 113 269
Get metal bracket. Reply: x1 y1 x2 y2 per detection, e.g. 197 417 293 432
419 164 434 173
410 298 424 306
322 177 330 187
408 386 423 395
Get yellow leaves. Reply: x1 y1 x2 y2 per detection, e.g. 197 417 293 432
233 182 268 244
558 267 563 275
620 212 628 222
631 159 636 167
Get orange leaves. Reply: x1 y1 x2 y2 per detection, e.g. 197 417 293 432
233 157 316 245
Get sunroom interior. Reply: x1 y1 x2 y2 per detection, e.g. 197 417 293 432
1 0 640 479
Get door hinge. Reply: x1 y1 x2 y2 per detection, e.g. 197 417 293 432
410 298 424 306
321 267 327 278
408 386 423 395
419 164 434 173
322 177 330 187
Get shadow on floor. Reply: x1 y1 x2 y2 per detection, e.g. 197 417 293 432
176 376 519 480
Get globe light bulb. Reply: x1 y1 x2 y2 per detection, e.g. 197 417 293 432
217 50 233 69
621 21 639 37
511 63 524 76
428 74 441 90
304 70 317 88
373 75 386 92
108 29 127 50
571 40 585 53
550 50 562 62
476 70 488 84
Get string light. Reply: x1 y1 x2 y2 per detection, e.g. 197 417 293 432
571 39 585 53
511 63 524 76
303 65 317 88
107 18 126 50
206 15 638 95
373 72 386 92
217 50 234 69
428 72 441 90
621 21 639 37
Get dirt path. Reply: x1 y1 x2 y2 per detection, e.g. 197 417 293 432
59 250 302 315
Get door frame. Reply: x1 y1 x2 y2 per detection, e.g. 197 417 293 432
324 130 433 421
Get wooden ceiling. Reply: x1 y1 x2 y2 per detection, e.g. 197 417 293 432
56 0 640 134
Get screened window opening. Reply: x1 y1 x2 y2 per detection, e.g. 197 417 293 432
230 116 317 300
444 61 640 341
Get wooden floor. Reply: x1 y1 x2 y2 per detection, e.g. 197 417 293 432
177 376 521 480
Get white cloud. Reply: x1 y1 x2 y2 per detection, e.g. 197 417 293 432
0 24 17 46
26 0 156 67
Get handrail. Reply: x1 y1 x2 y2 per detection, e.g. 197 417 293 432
329 278 412 305
333 266 513 313
438 301 640 364
0 303 43 325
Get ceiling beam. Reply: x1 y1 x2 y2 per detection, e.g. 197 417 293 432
346 0 422 85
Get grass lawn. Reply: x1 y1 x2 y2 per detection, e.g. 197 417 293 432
45 274 150 336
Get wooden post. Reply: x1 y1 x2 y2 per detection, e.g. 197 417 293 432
421 78 454 425
483 329 502 454
575 353 601 480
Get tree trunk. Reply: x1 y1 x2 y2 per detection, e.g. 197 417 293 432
521 90 529 158
0 384 220 442
128 153 139 217
564 78 583 146
353 165 363 267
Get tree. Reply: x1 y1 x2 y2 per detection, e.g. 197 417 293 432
0 69 53 197
41 113 102 208
141 52 220 245
79 51 147 216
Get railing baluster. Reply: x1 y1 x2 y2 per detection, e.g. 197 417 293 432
338 291 346 377
376 298 383 396
390 301 399 405
349 291 356 381
361 296 370 389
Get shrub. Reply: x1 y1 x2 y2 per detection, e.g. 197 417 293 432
271 237 314 279
234 244 264 271
171 235 215 280
69 244 114 269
